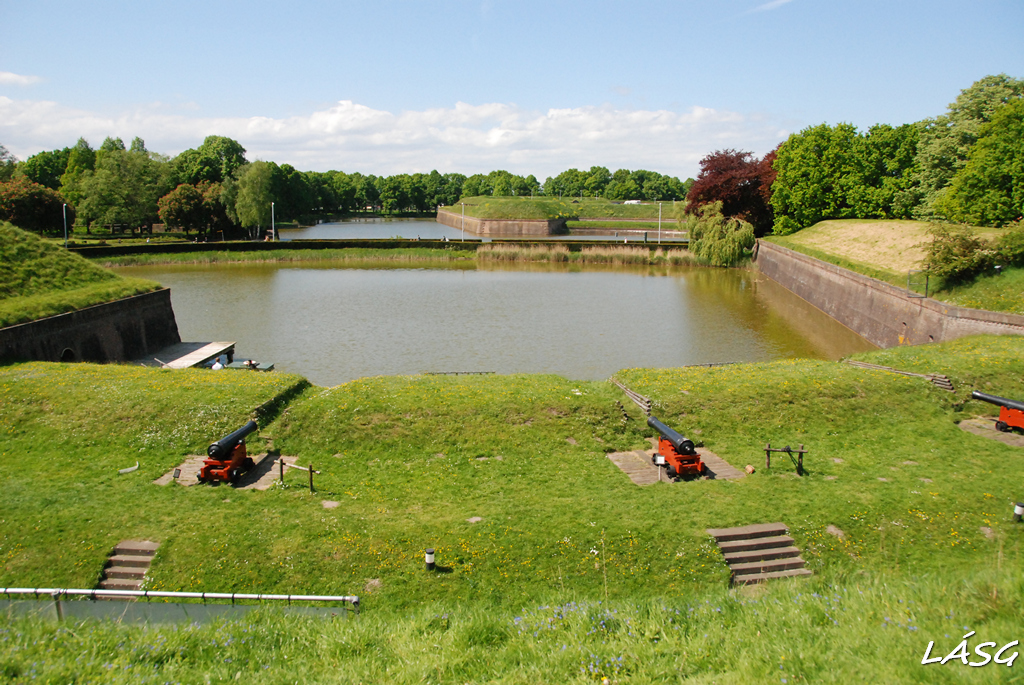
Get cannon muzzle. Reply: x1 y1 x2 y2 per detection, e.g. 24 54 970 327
971 391 1024 413
647 416 697 456
208 420 258 460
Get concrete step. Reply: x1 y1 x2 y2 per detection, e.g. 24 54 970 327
732 568 814 585
706 523 788 543
730 556 807 576
108 554 153 569
723 546 802 565
113 540 159 557
98 578 143 591
718 534 795 554
104 566 147 580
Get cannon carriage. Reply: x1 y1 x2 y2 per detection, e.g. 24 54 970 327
199 420 258 483
647 416 705 479
972 391 1024 433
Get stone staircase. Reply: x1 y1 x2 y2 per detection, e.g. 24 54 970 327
98 540 159 592
706 523 811 585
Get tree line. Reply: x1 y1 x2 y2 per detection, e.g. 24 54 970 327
685 74 1024 240
0 135 691 238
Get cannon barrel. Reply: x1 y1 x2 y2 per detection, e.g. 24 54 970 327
647 416 697 456
971 391 1024 413
207 420 258 460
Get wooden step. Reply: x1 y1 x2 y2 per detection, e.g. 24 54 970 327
104 566 147 580
706 522 788 542
732 568 814 585
98 578 143 591
723 546 802 564
108 554 154 569
730 556 807 576
113 540 159 557
718 534 795 554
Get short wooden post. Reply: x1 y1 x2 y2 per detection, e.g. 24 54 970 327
279 457 284 483
309 463 314 493
765 443 771 469
797 444 804 476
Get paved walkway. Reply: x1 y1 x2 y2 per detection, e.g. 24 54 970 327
958 418 1024 448
606 442 746 485
154 452 300 490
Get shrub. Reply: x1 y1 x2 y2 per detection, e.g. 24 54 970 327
688 202 755 267
923 223 995 282
995 219 1024 266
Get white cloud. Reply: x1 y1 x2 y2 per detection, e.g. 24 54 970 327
0 72 41 86
751 0 794 12
0 97 789 179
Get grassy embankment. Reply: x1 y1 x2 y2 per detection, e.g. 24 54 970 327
442 197 685 230
2 335 1023 682
93 247 477 268
766 219 1023 315
0 222 161 327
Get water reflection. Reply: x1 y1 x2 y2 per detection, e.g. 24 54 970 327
115 261 875 387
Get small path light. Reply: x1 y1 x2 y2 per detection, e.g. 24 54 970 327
1014 503 1024 523
425 548 436 571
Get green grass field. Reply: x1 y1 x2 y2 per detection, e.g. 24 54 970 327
2 336 1024 681
0 222 160 327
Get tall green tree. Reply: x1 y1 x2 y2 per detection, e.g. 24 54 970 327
935 98 1024 226
173 135 247 185
17 148 70 190
231 161 274 238
74 148 172 234
912 74 1024 219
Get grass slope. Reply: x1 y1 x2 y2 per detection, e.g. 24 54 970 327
767 219 1022 313
444 197 683 221
1 336 1023 681
0 222 160 327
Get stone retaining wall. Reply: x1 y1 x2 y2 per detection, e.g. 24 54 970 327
0 289 181 364
753 240 1024 348
436 209 566 236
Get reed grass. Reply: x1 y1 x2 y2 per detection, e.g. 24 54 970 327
477 243 698 266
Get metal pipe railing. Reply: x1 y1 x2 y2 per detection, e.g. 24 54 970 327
1 587 358 612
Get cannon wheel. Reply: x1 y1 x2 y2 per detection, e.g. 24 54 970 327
229 467 241 483
666 464 677 479
996 421 1009 433
244 457 255 470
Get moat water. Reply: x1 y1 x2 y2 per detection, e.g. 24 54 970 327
115 260 875 387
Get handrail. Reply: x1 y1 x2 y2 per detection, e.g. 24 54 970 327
1 587 358 611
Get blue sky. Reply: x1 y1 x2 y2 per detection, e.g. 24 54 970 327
1 0 1022 179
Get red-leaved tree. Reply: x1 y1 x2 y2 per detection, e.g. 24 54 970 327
0 177 72 235
685 148 778 236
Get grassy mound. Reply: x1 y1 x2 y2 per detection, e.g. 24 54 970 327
0 222 160 327
2 336 1023 680
443 197 682 221
766 219 1022 313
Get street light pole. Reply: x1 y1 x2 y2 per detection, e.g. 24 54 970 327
461 202 465 242
271 202 276 241
62 203 68 248
658 202 662 245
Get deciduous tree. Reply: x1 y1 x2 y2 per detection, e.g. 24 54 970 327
0 178 72 235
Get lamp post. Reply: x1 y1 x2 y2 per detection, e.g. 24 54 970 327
460 202 465 242
62 203 68 248
658 202 662 245
271 202 275 241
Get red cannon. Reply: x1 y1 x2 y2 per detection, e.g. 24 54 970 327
647 416 705 479
972 391 1024 433
199 420 258 483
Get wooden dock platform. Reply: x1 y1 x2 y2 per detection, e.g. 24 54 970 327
133 342 235 369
